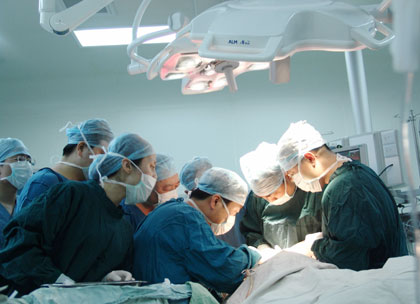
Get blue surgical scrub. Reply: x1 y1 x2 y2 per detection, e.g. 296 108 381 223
15 168 67 213
0 180 133 295
120 199 146 230
0 204 14 249
133 199 260 294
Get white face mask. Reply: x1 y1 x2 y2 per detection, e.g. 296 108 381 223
156 189 178 205
0 161 33 190
292 153 350 193
271 180 297 205
188 197 231 235
58 161 90 180
102 160 157 205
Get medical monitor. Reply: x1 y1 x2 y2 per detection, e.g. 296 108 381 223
330 130 404 187
332 144 369 166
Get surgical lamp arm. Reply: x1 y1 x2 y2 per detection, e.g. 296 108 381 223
39 0 115 35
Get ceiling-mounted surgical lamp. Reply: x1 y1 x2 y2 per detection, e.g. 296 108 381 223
127 0 395 95
38 0 395 95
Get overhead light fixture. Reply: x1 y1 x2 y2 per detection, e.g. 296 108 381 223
74 26 175 47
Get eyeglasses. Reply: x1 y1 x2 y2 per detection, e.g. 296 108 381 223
9 156 36 166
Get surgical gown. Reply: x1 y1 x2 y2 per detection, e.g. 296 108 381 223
0 180 133 294
0 204 14 249
312 161 408 271
15 168 67 213
240 189 322 249
120 199 147 230
133 199 261 294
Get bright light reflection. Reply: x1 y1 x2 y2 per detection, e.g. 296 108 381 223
74 26 176 47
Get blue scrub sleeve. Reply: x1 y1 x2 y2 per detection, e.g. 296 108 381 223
17 180 55 213
184 213 261 294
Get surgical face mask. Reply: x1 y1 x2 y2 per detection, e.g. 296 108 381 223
271 181 296 206
103 161 157 205
188 197 231 235
0 161 33 190
156 189 178 205
58 161 90 180
292 153 350 193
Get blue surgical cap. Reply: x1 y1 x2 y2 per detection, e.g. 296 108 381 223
0 138 31 163
156 154 177 181
198 167 248 206
65 118 114 146
180 157 213 191
89 133 155 181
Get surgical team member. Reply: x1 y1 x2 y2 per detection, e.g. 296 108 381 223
0 132 156 295
16 118 113 213
277 120 408 270
133 168 261 294
0 138 33 248
122 153 180 229
240 142 322 249
180 157 245 247
179 156 212 193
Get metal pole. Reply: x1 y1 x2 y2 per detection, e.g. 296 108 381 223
408 110 420 179
345 50 373 135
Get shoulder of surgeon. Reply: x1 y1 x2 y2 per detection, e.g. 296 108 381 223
33 179 102 203
153 197 205 220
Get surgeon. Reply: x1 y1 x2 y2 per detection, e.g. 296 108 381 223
16 118 114 213
0 133 156 295
179 156 212 193
240 142 322 250
0 138 33 249
133 167 261 294
180 157 245 247
122 153 180 229
277 120 408 270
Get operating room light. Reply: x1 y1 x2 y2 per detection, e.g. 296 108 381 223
213 77 228 89
164 73 186 80
189 81 209 91
175 56 202 71
74 26 175 47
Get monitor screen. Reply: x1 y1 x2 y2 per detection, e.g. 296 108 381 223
332 144 369 166
338 147 362 162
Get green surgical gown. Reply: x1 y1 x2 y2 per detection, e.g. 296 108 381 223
0 180 133 294
312 161 408 270
240 189 323 248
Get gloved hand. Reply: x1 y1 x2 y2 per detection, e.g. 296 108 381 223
102 270 134 282
249 245 281 264
257 244 272 250
304 232 323 243
55 273 75 285
285 232 322 258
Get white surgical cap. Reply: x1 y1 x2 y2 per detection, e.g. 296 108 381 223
197 167 248 206
89 133 154 181
277 120 325 171
156 154 177 181
180 157 213 191
240 142 283 197
0 138 31 163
